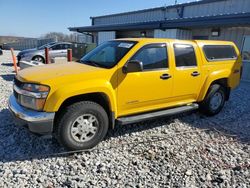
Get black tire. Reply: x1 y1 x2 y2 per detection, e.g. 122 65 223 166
199 84 226 116
32 55 45 63
55 101 109 151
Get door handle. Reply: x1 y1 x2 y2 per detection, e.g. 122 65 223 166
233 69 240 74
160 74 172 80
191 71 200 77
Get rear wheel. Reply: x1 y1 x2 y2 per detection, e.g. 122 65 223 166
32 55 45 63
55 101 109 151
200 84 226 116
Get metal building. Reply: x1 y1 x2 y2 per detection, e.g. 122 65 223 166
69 0 250 81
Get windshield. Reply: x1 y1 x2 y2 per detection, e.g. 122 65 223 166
38 42 56 50
80 41 137 68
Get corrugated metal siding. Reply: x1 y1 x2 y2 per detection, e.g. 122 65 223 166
153 27 250 49
93 0 250 26
192 27 250 48
154 29 192 39
97 28 250 49
183 0 250 18
98 31 116 44
116 30 154 38
94 10 165 25
154 29 178 38
177 30 192 39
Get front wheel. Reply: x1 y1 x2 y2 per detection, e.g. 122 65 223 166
55 101 109 151
199 84 226 116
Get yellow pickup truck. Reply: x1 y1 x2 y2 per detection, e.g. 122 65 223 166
8 38 242 151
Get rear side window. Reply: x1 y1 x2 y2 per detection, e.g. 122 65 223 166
174 44 197 67
203 45 237 61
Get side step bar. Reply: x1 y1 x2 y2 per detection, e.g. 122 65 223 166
117 103 199 125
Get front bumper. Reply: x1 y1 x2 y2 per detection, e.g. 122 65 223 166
8 95 55 135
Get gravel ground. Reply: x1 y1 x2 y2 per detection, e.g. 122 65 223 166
0 50 249 187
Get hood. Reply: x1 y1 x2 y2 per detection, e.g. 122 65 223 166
17 62 104 84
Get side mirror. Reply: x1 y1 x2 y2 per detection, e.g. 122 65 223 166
123 60 143 73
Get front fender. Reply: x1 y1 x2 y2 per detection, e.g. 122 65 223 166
44 79 117 116
198 69 231 101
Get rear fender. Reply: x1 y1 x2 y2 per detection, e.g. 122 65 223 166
198 69 230 101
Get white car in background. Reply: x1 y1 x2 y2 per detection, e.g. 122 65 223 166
17 42 72 64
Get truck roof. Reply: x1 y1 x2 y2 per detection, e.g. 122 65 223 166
114 38 236 46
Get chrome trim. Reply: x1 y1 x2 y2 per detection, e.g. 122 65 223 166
8 94 55 122
176 66 197 69
13 85 48 99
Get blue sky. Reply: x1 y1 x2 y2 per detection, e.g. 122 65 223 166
0 0 189 38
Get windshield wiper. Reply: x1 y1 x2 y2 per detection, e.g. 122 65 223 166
80 60 108 68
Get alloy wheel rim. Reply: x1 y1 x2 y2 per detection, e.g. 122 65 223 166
210 92 223 111
70 114 98 143
34 57 43 62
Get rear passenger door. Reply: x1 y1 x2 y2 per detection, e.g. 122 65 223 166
172 42 202 101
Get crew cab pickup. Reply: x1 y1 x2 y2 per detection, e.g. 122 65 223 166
8 38 242 151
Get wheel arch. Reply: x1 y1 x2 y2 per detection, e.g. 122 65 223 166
54 92 115 129
199 77 231 102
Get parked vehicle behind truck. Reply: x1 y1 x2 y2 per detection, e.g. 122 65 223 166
17 42 72 64
8 38 242 151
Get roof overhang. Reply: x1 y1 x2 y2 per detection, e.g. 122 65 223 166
69 13 250 33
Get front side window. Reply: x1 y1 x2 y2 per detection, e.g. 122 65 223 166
130 44 168 70
174 44 197 67
80 41 136 68
51 44 63 50
203 45 237 61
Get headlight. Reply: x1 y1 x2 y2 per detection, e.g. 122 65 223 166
14 83 50 111
23 83 49 96
19 95 46 111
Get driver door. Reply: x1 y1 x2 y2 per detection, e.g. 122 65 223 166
117 43 173 116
